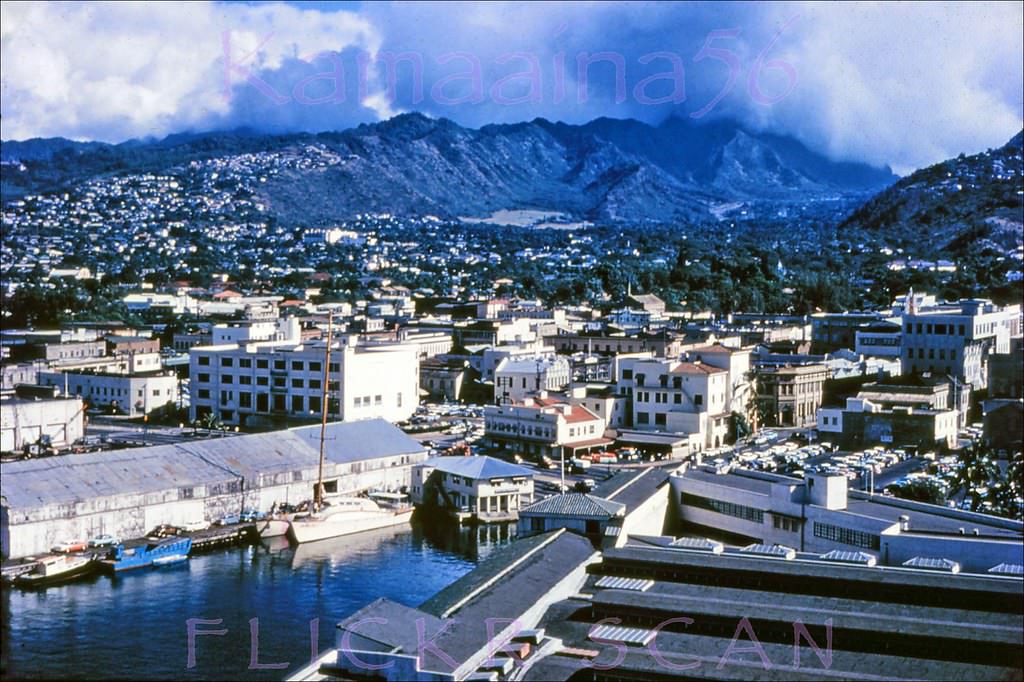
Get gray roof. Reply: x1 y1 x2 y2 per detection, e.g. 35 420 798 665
1 419 425 510
519 492 625 519
418 455 533 480
291 418 426 463
593 467 669 513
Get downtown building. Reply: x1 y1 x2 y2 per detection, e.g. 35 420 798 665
188 336 418 427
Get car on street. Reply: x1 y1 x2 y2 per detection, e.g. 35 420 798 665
51 539 88 553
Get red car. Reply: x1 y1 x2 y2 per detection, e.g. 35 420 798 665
51 539 88 553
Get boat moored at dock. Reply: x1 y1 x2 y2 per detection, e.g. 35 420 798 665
13 554 99 588
287 497 413 544
102 537 193 572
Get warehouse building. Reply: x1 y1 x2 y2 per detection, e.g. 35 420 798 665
0 419 426 559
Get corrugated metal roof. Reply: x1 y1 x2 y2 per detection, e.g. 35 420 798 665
1 420 425 510
291 418 426 463
520 493 625 518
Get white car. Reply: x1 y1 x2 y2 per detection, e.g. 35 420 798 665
181 520 210 532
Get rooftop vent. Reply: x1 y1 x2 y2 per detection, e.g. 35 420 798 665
740 543 796 560
595 576 655 592
902 556 960 573
670 537 725 554
987 563 1024 577
588 624 655 647
819 550 877 567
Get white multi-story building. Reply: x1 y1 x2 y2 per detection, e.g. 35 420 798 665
37 370 179 417
855 320 903 358
685 343 753 417
1 391 85 452
188 337 418 426
209 317 301 345
900 298 1021 389
410 455 535 523
616 356 730 448
494 355 572 404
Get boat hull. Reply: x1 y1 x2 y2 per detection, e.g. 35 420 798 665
14 558 97 588
153 554 189 567
256 518 292 538
102 537 193 572
288 508 413 544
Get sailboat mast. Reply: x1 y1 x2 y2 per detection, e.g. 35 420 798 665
316 311 334 512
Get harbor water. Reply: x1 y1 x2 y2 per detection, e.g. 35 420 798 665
1 520 516 680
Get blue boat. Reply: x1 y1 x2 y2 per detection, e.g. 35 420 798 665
102 537 193 572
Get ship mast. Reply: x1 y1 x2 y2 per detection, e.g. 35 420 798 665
315 310 333 513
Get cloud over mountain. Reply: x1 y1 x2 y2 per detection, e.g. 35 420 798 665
2 1 1021 173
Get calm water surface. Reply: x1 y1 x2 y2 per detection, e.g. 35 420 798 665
1 521 515 680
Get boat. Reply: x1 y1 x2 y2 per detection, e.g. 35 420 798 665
287 312 415 545
14 554 98 588
101 536 193 572
256 502 305 538
287 496 413 544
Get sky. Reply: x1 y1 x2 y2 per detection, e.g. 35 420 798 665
1 1 1022 174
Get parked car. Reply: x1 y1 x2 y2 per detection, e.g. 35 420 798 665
215 514 241 526
87 534 120 548
239 509 265 523
147 524 183 539
180 520 210 532
51 539 88 553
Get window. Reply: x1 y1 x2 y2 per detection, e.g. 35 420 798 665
308 396 321 413
256 359 269 369
197 373 210 383
375 395 382 405
292 361 304 371
239 358 252 368
198 356 210 366
274 360 286 370
198 389 210 399
309 362 322 372
329 362 340 372
694 394 703 406
240 375 252 385
622 369 633 380
681 493 764 524
256 376 269 386
637 412 649 424
773 516 799 532
273 377 286 388
397 393 402 407
222 374 234 384
292 378 304 388
220 357 234 367
309 378 321 390
674 394 682 404
291 395 304 412
239 392 252 408
659 375 668 387
655 413 666 426
354 397 362 407
813 522 879 549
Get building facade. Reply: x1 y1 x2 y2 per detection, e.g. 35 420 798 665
188 337 419 426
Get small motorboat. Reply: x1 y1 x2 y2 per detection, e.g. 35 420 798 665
14 554 98 588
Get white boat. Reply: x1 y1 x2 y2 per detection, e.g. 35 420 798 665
14 554 97 588
256 516 295 538
287 496 413 544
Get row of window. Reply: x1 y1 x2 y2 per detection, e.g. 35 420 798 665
904 347 957 361
905 322 966 336
773 515 800 532
635 412 667 426
196 355 337 372
681 493 765 524
812 521 880 549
